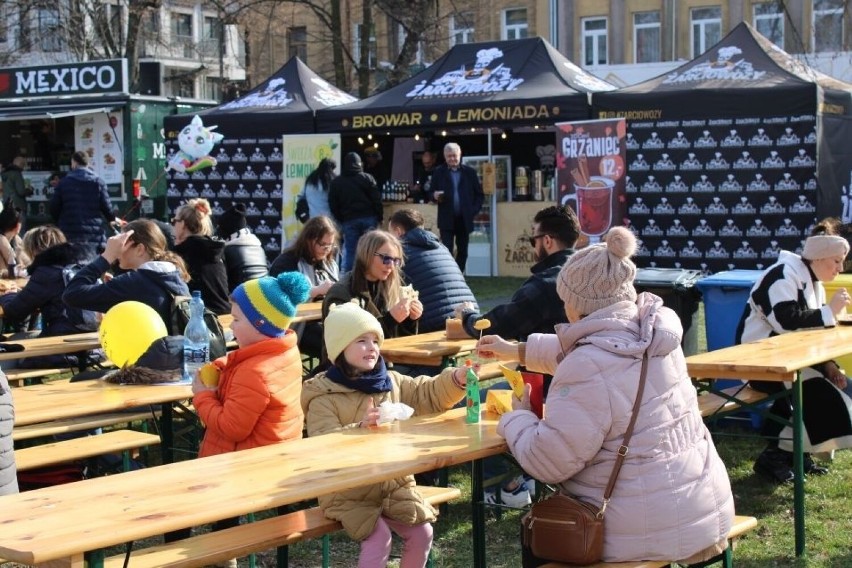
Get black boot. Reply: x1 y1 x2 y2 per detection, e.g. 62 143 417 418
753 447 794 483
803 453 829 476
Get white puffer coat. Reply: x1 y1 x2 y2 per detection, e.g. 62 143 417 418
499 293 733 563
0 370 18 496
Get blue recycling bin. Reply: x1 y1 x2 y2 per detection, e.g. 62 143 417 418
695 269 765 428
695 270 763 352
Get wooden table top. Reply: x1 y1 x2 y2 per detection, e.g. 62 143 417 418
0 407 506 565
0 302 324 363
12 379 192 427
380 330 479 366
686 325 852 381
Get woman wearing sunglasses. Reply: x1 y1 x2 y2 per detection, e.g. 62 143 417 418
323 230 422 344
269 216 341 360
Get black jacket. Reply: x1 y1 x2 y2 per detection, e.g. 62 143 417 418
400 228 478 332
461 249 573 340
63 256 190 327
174 235 231 314
49 168 114 253
428 163 484 234
223 233 269 292
328 153 383 223
0 242 94 336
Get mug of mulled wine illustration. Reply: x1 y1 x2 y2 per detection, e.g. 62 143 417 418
562 174 615 243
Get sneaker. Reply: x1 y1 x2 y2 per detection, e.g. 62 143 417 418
484 481 532 508
753 448 794 484
522 476 536 497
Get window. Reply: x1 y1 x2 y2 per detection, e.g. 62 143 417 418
690 7 722 57
167 69 195 98
754 2 784 47
814 0 844 52
582 17 608 66
38 8 62 52
172 11 193 57
204 77 222 101
634 11 661 63
450 12 475 46
502 8 528 40
172 12 193 41
353 23 377 69
288 26 307 62
146 11 160 34
106 3 123 46
202 16 222 57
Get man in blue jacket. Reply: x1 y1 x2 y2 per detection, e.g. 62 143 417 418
388 208 478 333
427 142 484 272
49 151 116 255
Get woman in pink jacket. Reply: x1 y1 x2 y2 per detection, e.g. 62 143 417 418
479 227 734 564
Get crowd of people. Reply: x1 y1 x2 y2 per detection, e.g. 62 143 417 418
3 144 852 568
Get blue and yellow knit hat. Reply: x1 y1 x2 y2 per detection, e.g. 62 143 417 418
231 272 311 337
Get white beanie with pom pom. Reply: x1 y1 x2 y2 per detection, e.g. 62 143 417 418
556 226 638 316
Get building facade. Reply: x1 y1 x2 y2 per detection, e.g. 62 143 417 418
559 0 852 85
0 1 245 101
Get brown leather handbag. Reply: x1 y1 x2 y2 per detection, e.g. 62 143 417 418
520 353 649 566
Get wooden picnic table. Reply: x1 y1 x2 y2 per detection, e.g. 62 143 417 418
12 378 193 463
381 330 479 367
0 301 324 363
0 407 507 568
686 324 852 557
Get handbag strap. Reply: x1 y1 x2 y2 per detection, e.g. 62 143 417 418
598 352 649 518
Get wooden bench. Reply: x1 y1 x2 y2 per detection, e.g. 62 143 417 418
540 515 758 568
103 485 462 568
697 385 769 419
15 430 161 471
13 409 161 441
4 366 72 387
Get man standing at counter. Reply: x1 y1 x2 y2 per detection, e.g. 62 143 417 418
427 142 484 272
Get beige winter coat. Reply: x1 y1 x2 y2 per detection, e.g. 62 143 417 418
301 365 465 540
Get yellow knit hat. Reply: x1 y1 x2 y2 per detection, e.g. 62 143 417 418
324 303 384 362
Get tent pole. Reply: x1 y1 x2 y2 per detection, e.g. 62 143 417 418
488 127 496 277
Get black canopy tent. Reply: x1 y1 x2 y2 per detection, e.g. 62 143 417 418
162 57 356 260
592 22 852 273
163 56 356 136
315 37 615 134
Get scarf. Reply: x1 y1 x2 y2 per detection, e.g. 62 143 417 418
326 357 393 394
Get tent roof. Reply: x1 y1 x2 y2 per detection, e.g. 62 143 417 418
316 37 615 133
593 22 852 119
164 56 356 134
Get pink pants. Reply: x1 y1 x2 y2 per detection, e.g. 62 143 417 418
358 516 433 568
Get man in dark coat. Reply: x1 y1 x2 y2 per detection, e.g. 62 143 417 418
388 208 478 333
328 152 383 272
49 151 115 255
457 204 579 340
426 142 484 272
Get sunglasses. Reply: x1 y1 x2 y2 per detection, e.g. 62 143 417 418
316 241 336 250
528 234 551 247
374 252 402 267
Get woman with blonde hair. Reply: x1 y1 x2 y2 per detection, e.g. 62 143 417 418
63 219 190 328
322 230 421 342
172 197 230 314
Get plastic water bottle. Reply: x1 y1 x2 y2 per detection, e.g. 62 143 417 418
183 291 210 382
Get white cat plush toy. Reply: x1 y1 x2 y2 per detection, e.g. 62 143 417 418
167 115 224 173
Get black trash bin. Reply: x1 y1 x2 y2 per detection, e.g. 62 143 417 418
633 268 702 356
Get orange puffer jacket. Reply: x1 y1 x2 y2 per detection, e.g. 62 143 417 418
194 332 303 458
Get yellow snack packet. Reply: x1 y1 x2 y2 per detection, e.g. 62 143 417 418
485 389 514 415
500 364 525 399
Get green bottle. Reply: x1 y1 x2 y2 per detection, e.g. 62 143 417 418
465 366 480 424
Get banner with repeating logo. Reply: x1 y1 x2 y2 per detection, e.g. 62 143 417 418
281 134 341 245
555 118 627 245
